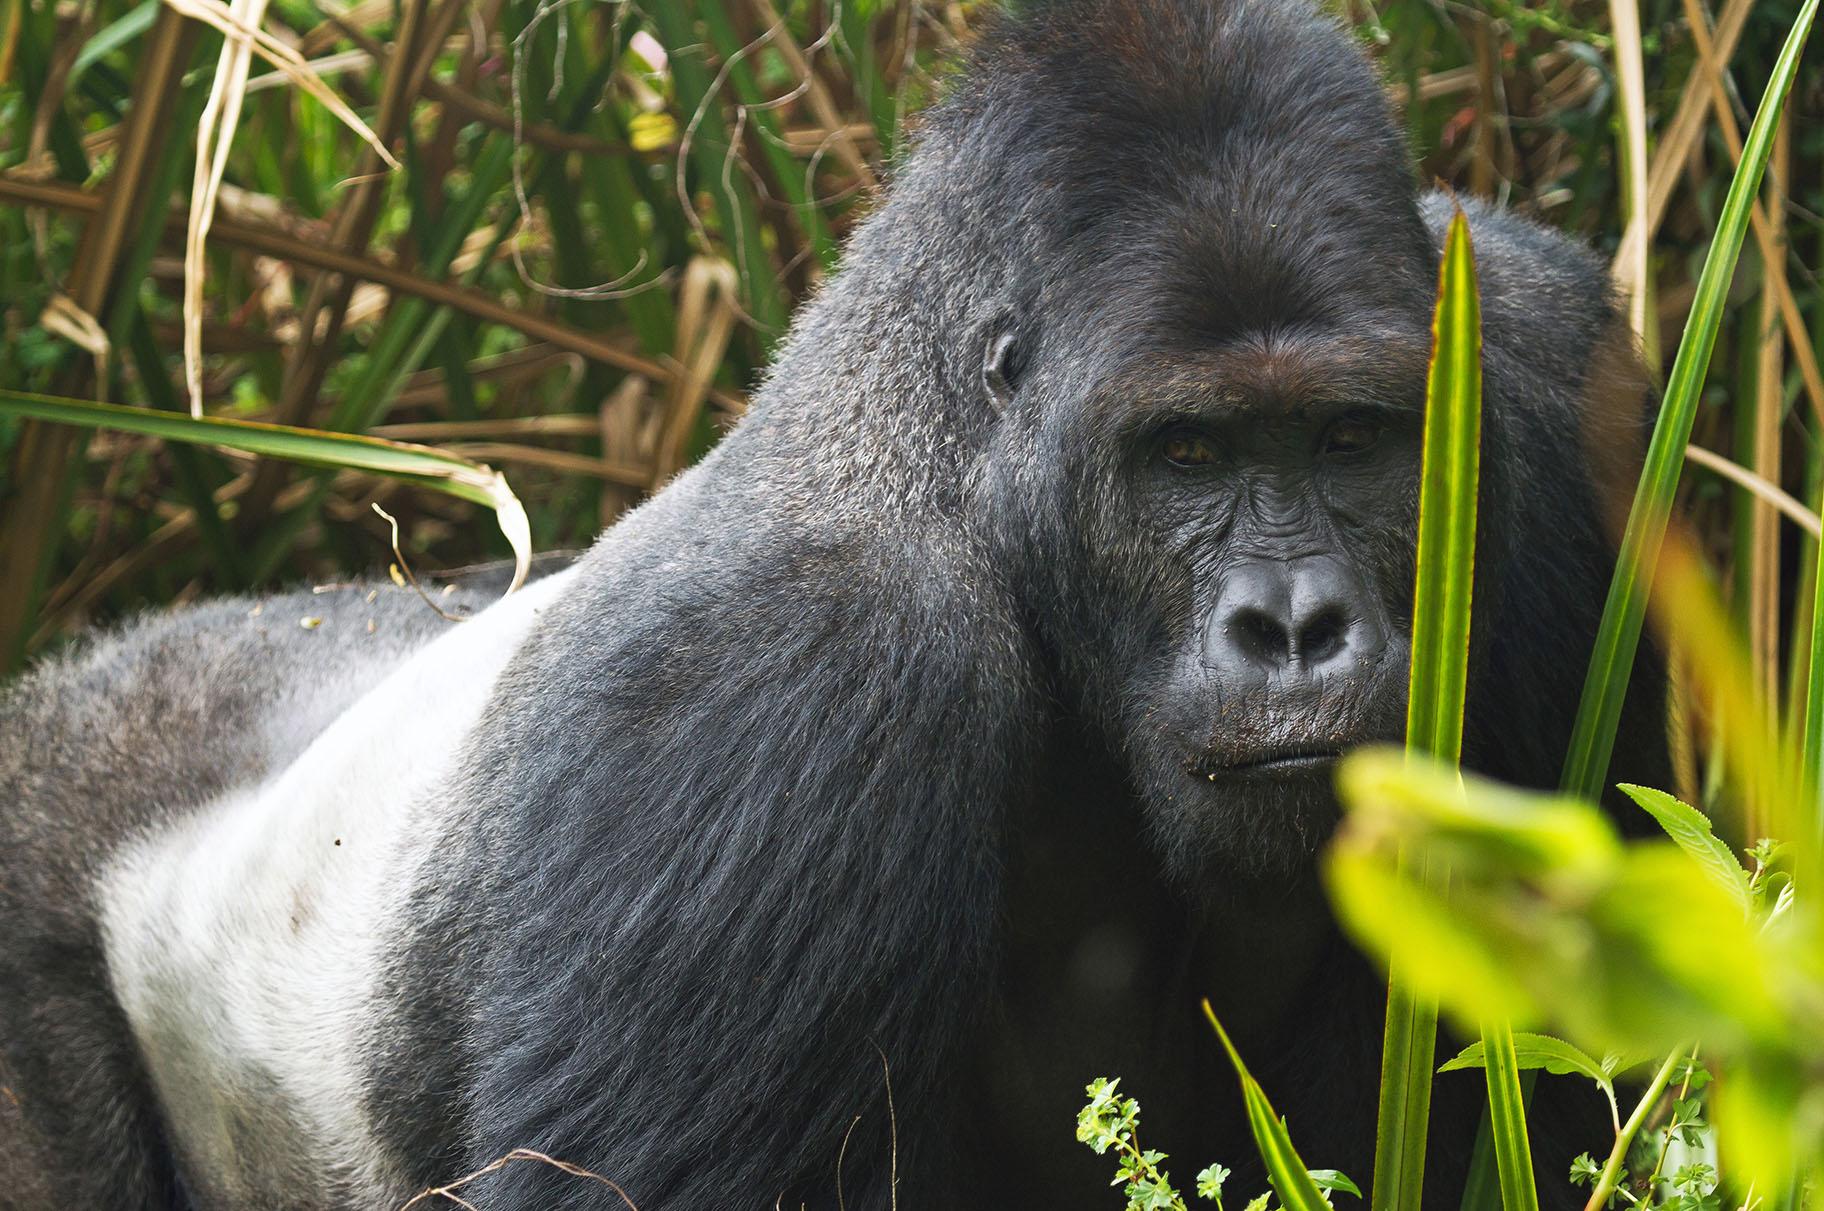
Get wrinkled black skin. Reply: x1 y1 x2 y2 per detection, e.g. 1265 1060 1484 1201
0 1 1667 1209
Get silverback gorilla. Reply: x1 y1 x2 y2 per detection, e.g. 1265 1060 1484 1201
0 0 1668 1207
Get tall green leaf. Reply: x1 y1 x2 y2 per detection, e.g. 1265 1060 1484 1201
1802 478 1824 840
1204 1002 1337 1211
1404 211 1482 765
1559 0 1821 802
1374 209 1499 1211
1477 1023 1537 1211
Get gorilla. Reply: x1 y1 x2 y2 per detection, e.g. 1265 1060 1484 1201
0 0 1668 1207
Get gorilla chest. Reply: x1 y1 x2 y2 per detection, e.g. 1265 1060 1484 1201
966 785 1339 1209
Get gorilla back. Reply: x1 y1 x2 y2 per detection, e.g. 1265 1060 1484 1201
0 1 1666 1208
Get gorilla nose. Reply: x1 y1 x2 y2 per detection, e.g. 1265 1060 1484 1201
1204 557 1386 683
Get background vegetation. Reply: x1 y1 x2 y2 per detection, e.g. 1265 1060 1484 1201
0 0 1817 681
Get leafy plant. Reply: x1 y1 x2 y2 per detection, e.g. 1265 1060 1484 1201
1076 1077 1358 1211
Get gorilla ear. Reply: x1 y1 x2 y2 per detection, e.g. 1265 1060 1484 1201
982 324 1028 412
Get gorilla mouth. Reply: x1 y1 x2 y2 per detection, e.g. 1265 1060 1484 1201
1191 745 1346 779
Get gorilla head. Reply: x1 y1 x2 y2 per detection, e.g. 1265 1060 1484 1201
954 0 1443 885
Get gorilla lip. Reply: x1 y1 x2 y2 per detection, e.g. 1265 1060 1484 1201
1191 745 1346 778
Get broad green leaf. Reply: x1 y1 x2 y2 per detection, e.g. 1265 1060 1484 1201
1439 1035 1608 1087
1333 757 1794 1062
0 391 530 593
1330 847 1536 1029
1615 784 1751 912
1308 1170 1364 1199
1560 0 1820 801
1204 1003 1335 1211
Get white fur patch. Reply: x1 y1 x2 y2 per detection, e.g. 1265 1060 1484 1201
98 569 576 1206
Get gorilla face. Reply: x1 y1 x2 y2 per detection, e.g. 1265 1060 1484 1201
989 309 1433 889
1118 341 1425 887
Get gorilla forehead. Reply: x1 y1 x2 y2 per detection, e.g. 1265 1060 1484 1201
1078 329 1434 425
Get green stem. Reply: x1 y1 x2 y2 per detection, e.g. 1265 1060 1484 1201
1584 1050 1684 1211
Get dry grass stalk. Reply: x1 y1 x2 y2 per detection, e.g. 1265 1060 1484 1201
1685 444 1821 539
752 0 878 193
1613 0 1753 280
654 257 741 485
1605 0 1654 359
1679 0 1824 429
1747 104 1791 842
165 0 400 415
0 175 733 406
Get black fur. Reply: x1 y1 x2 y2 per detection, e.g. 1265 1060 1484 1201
0 2 1665 1209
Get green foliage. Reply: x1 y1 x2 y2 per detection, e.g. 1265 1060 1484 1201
1328 749 1824 1199
1076 1078 1190 1211
1076 1079 1358 1211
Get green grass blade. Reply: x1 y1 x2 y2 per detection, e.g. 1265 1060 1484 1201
1405 210 1482 764
1375 975 1440 1211
1374 208 1482 1211
1479 1022 1539 1211
1559 0 1820 802
1803 485 1824 841
0 391 530 591
1203 1002 1336 1211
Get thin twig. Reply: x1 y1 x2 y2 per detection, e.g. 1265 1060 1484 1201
371 503 466 622
397 1148 639 1210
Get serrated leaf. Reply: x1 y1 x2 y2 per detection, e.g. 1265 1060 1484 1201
1615 784 1751 913
1439 1034 1609 1087
1307 1170 1363 1199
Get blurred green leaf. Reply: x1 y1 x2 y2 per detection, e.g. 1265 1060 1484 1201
1330 749 1824 1197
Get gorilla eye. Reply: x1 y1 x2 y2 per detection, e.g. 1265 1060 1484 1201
1160 428 1218 467
1323 413 1385 456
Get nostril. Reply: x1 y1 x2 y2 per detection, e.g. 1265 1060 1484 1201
1228 608 1291 666
1297 608 1348 666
